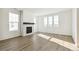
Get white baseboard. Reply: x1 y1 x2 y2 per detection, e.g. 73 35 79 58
0 34 21 41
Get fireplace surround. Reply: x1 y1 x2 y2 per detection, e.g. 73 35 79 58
22 22 34 36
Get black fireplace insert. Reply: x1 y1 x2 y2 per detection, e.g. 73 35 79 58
26 27 32 34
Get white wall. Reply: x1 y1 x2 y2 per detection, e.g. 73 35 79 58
72 8 79 47
23 9 34 22
37 10 72 35
0 8 21 40
72 8 77 46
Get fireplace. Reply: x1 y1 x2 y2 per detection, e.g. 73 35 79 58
22 22 34 36
26 27 32 34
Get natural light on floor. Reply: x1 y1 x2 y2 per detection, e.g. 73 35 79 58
37 34 79 51
38 34 51 40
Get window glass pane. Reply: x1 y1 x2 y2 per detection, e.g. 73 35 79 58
9 22 18 31
9 13 19 22
44 16 47 26
54 15 59 27
54 15 59 25
48 16 52 26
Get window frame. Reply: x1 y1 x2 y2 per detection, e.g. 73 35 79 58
9 12 19 31
53 15 59 27
48 16 53 26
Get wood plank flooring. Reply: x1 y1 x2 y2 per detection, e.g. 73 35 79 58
0 32 74 51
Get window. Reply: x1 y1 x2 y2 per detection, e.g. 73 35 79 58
48 16 52 26
54 15 59 27
44 16 47 27
9 12 19 31
34 17 36 23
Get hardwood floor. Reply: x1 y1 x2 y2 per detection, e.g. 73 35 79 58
0 32 74 51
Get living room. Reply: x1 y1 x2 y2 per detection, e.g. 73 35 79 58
0 8 79 51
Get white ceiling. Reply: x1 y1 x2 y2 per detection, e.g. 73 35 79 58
18 8 72 16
